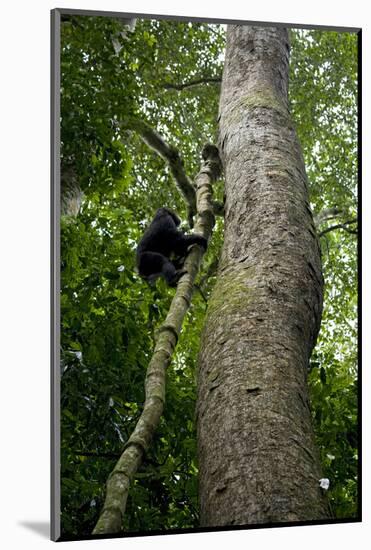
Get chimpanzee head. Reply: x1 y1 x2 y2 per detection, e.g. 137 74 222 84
155 207 181 226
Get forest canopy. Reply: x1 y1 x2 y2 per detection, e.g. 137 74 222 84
59 15 358 536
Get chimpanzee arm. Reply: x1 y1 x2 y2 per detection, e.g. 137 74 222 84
172 233 207 257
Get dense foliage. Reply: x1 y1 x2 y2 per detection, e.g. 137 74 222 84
59 16 358 536
290 30 358 518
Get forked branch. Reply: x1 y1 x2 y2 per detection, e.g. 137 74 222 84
123 118 197 225
123 118 224 225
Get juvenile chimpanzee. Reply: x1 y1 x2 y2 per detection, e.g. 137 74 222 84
136 207 207 287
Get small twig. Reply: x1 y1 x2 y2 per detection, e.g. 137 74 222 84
199 257 219 288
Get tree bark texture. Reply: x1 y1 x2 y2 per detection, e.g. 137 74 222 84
196 26 330 527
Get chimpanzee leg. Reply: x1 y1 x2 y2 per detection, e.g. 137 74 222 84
137 251 179 286
161 259 181 286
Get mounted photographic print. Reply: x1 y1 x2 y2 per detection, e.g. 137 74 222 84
51 7 361 542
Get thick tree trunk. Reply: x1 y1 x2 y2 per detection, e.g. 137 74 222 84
196 25 330 527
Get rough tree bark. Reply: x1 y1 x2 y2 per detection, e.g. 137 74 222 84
196 26 330 527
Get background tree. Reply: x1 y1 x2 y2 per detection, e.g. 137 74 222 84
59 14 358 537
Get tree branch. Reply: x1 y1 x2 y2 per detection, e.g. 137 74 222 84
163 77 221 91
92 144 222 535
75 450 121 459
319 219 358 238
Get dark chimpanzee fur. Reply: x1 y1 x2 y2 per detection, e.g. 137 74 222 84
136 207 207 286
